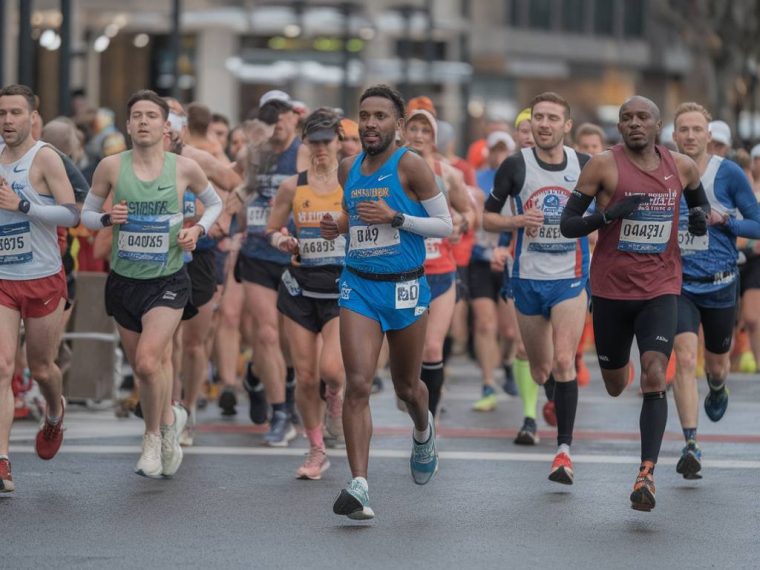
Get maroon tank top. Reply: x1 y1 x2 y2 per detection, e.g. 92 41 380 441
591 144 682 300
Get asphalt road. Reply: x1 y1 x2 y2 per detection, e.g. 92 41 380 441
4 356 759 569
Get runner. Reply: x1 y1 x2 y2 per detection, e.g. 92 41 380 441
484 92 590 483
323 85 452 519
266 108 346 478
560 95 709 511
0 84 80 493
82 89 222 478
670 102 760 478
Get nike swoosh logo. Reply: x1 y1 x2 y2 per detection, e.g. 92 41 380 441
13 166 26 173
158 185 174 192
378 174 391 181
564 175 576 182
664 175 674 180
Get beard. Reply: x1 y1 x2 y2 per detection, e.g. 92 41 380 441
361 129 395 156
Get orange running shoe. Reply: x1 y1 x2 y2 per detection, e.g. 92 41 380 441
548 451 574 485
630 461 656 512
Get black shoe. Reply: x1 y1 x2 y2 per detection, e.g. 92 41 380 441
218 388 238 417
514 417 539 445
243 365 268 425
502 363 517 396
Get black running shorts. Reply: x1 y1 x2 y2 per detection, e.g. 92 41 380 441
276 284 339 333
236 255 287 291
468 260 502 301
186 249 217 308
676 292 736 355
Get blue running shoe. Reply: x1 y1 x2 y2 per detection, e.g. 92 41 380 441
264 410 296 447
410 411 439 485
333 479 375 520
676 440 702 480
704 384 729 422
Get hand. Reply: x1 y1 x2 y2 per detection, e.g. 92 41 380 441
320 213 339 240
272 226 299 254
518 208 544 229
603 194 649 222
110 200 129 225
177 224 203 251
688 206 708 237
708 209 728 226
450 211 464 243
208 221 226 240
356 199 395 225
0 178 21 211
490 246 511 272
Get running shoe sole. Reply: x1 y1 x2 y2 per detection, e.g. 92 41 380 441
676 453 702 480
548 466 574 485
266 425 297 448
135 469 163 479
514 430 539 445
0 482 14 492
333 489 375 520
219 390 238 416
630 487 656 512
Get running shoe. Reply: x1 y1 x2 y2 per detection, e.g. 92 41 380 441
630 461 656 512
514 417 540 445
135 433 163 478
324 388 345 448
548 451 574 485
410 411 439 485
0 458 14 493
296 446 330 480
704 383 729 422
738 350 757 373
542 401 557 427
243 366 269 425
502 363 518 396
473 385 497 412
179 408 195 447
35 396 65 460
264 410 297 447
161 404 187 477
218 388 237 417
676 440 702 480
333 479 375 520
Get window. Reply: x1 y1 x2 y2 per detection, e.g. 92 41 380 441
593 0 614 35
561 0 585 33
528 0 552 30
623 0 646 38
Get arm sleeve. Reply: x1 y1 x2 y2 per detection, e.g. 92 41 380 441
727 166 760 238
81 192 107 230
27 201 80 227
485 154 525 213
683 181 710 212
399 192 453 238
560 190 606 238
195 185 223 234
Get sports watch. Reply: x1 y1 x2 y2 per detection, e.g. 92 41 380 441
391 212 405 228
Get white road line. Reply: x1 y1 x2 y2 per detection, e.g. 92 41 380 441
8 444 760 469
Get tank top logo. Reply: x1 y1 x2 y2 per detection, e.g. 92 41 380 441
618 190 677 254
524 186 575 253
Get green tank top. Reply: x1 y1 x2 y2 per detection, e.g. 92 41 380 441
111 151 183 279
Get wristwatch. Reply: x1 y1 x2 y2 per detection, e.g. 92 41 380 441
18 199 31 214
391 212 405 228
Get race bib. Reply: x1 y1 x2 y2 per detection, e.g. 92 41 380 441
618 210 673 254
0 222 32 265
525 223 575 253
118 220 169 263
299 236 346 261
395 279 420 309
349 224 400 252
247 205 270 228
425 238 442 260
183 191 196 220
678 229 709 254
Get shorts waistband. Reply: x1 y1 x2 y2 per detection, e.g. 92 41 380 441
346 265 424 283
110 268 187 284
683 270 736 284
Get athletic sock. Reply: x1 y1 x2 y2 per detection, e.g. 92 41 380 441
305 425 325 450
544 373 556 402
272 402 287 414
640 391 667 463
683 427 697 443
414 422 431 444
246 361 260 388
706 372 725 391
558 443 571 456
421 360 445 416
515 358 538 419
47 415 60 426
554 379 578 446
352 476 368 491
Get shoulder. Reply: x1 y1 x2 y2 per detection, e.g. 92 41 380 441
399 148 428 170
574 150 591 169
95 153 121 174
34 144 66 167
279 173 299 192
339 154 359 178
176 152 204 173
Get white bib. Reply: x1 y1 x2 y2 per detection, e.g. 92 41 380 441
247 205 270 227
678 229 709 253
395 279 420 309
349 224 400 252
0 222 32 265
299 237 346 260
424 237 442 260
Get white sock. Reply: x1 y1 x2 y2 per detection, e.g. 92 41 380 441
414 423 431 443
352 476 368 491
558 443 571 456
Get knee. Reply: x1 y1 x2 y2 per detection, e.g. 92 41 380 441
706 358 730 381
474 317 496 337
219 306 240 330
345 374 371 403
295 368 318 389
254 323 279 348
394 381 417 403
134 354 163 381
603 375 626 397
641 358 666 392
743 311 759 333
29 361 55 384
0 357 15 382
422 342 443 362
530 364 551 385
553 352 576 378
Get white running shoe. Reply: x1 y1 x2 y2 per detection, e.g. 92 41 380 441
135 433 163 478
161 405 188 477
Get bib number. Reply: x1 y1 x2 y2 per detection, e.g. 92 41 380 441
678 229 709 254
395 279 420 309
247 205 270 228
299 237 346 261
618 212 672 254
425 238 442 260
0 222 32 265
349 224 400 252
525 224 575 253
118 220 170 263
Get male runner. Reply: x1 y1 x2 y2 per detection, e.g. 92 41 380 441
0 84 79 493
82 89 222 478
561 95 709 511
670 102 760 478
321 85 452 519
484 92 590 483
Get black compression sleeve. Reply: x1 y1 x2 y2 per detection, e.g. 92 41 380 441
683 182 710 211
560 190 606 238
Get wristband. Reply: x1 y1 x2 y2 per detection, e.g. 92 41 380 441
101 213 112 227
18 199 31 214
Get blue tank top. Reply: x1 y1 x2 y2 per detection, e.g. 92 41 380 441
344 147 427 274
241 138 300 263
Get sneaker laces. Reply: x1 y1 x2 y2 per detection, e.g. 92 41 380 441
303 447 326 469
41 417 63 440
412 439 434 464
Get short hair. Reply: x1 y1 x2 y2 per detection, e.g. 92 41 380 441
0 84 37 111
211 113 230 127
575 123 606 144
360 84 406 120
673 102 712 126
187 102 212 135
127 89 169 120
530 91 571 119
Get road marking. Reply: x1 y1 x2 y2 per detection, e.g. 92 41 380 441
8 444 760 469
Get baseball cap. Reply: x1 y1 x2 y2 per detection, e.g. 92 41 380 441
259 90 292 109
487 130 516 152
406 96 437 117
709 120 732 147
751 144 760 159
340 118 359 139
